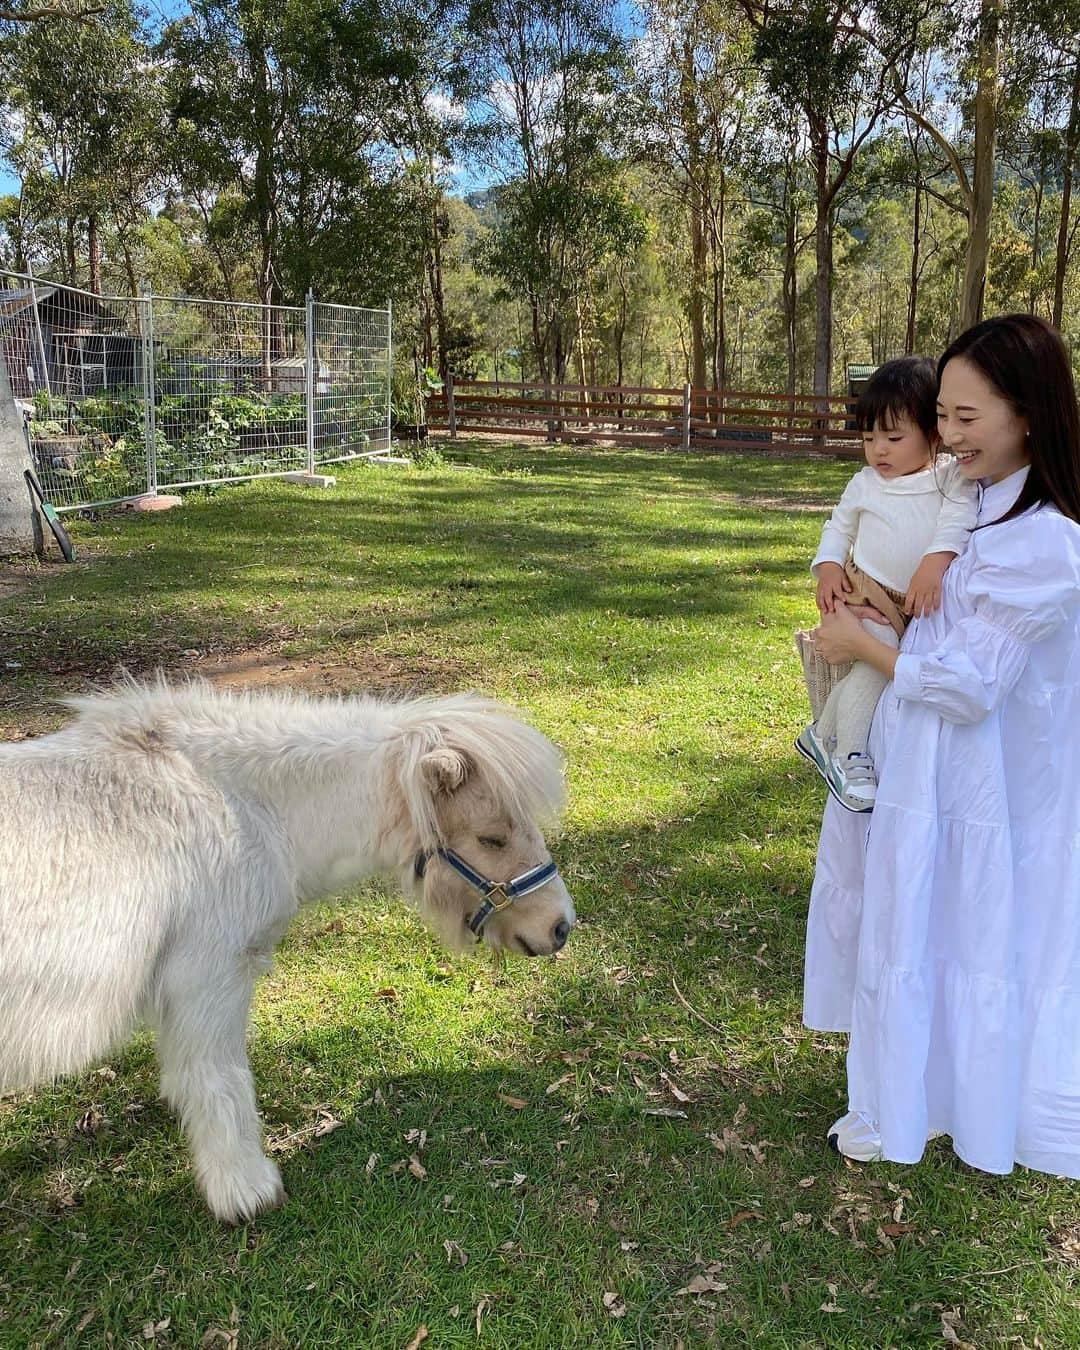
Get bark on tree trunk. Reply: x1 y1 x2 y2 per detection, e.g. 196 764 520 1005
906 176 921 353
960 0 1000 330
810 112 833 399
783 196 798 398
87 211 102 295
1053 51 1080 330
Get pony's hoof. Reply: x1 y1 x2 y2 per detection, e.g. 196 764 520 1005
200 1154 287 1224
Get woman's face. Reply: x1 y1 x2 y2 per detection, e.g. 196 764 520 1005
936 356 1030 484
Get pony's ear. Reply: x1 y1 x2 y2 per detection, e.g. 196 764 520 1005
420 746 472 794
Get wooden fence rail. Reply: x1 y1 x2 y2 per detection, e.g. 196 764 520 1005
427 376 862 458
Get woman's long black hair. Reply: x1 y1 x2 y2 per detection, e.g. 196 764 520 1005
938 314 1080 524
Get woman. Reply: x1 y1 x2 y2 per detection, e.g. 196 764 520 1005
806 314 1080 1178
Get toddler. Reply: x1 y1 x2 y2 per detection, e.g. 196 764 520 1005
795 357 979 810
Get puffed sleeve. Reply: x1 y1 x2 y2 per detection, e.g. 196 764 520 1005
811 470 865 576
925 458 979 557
892 512 1080 724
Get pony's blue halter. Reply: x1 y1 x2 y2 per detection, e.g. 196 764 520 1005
414 846 560 938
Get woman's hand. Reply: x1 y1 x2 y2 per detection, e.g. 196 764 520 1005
814 604 900 681
814 602 872 664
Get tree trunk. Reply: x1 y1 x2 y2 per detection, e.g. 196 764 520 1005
782 193 798 398
87 211 102 294
906 174 921 353
713 164 727 400
428 187 449 379
1030 141 1046 314
682 35 707 392
1053 51 1080 330
65 215 77 286
960 0 1000 330
810 111 833 399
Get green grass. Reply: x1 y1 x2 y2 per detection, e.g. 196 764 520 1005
1 440 1077 1348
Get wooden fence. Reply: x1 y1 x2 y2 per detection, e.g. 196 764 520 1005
427 376 862 458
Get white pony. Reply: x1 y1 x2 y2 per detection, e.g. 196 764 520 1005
0 680 574 1222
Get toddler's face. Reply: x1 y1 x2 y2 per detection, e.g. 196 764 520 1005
861 416 934 479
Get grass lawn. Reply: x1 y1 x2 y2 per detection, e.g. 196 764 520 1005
1 439 1077 1349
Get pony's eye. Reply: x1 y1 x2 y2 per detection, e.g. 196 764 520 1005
478 836 506 850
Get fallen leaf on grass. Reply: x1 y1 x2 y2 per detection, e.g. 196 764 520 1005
142 1318 170 1340
603 1292 627 1318
727 1210 764 1229
879 1222 917 1237
474 1296 492 1335
407 1156 427 1181
443 1239 468 1267
313 1112 344 1138
677 1274 728 1296
545 1073 573 1095
643 1107 687 1119
660 1073 691 1104
403 1327 428 1350
497 1093 527 1110
74 1309 97 1333
199 1305 240 1349
375 987 398 1001
797 1176 816 1188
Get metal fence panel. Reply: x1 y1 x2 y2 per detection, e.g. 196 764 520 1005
0 270 391 511
0 275 151 509
311 300 392 465
150 295 309 490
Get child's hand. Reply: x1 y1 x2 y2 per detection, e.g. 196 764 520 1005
905 551 956 618
815 562 851 614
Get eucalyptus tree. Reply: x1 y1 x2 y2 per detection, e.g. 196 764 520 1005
629 0 756 392
736 0 919 396
461 0 643 384
0 0 165 289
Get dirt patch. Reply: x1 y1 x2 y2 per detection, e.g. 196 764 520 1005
184 646 472 696
0 564 36 601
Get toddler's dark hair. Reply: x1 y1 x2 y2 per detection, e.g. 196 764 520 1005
854 356 938 440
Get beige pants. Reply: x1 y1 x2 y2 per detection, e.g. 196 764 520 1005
796 562 909 759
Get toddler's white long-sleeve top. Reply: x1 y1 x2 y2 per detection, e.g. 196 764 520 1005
811 458 979 594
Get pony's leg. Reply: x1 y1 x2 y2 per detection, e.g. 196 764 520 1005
152 959 285 1224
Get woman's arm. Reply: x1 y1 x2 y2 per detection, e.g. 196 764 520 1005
816 519 1080 725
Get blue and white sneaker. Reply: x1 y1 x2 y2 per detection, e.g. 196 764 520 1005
795 726 876 814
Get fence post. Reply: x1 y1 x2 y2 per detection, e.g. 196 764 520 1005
27 273 51 398
305 288 316 474
682 382 692 450
141 284 157 494
446 367 456 438
386 298 393 451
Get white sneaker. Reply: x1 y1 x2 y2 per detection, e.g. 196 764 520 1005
795 727 876 814
836 751 877 812
827 1110 883 1161
795 722 835 781
828 1111 946 1162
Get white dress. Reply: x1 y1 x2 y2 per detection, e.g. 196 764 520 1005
803 467 1080 1178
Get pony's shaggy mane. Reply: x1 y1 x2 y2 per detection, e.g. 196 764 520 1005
59 677 566 850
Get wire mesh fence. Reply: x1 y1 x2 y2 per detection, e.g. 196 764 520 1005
312 300 391 465
0 271 391 511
